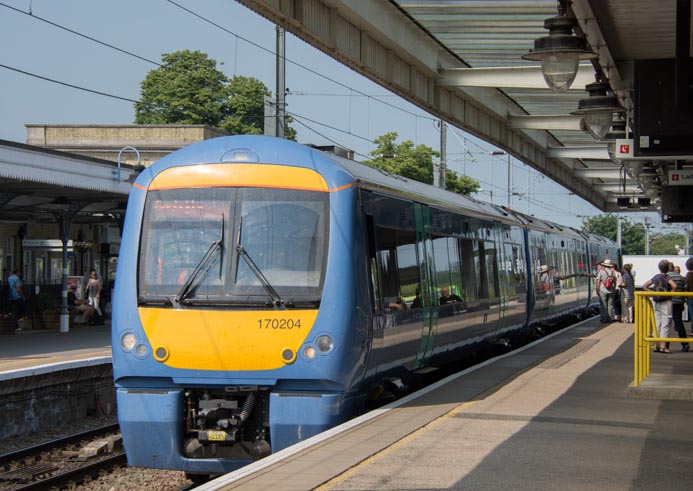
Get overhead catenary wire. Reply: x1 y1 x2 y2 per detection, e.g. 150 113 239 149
0 63 140 103
1 0 590 222
0 2 162 67
1 0 436 137
289 116 371 161
164 0 433 121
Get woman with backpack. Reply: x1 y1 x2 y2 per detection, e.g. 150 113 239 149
642 260 678 353
596 259 617 323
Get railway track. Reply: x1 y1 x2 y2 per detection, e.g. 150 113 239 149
0 424 125 491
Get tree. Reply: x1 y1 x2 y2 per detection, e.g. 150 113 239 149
135 50 295 139
650 232 687 255
582 214 646 255
363 132 480 195
135 50 229 126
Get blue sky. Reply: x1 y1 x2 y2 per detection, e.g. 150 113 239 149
0 0 664 230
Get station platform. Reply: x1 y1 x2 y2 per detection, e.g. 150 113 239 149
0 323 111 379
198 318 693 491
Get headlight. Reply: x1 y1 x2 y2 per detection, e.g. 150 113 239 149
303 346 317 359
120 332 137 351
316 335 334 353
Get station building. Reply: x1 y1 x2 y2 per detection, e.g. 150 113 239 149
0 125 227 321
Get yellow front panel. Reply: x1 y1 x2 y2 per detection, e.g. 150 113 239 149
147 164 329 192
138 308 318 370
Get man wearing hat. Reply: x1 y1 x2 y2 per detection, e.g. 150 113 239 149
596 258 617 322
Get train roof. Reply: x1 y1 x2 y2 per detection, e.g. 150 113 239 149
144 135 612 243
503 208 585 239
326 151 521 226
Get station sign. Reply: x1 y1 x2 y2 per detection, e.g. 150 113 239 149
22 239 74 250
668 170 693 185
614 139 633 159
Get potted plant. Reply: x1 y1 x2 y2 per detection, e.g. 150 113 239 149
35 291 60 329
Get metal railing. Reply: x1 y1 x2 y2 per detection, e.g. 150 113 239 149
633 290 693 386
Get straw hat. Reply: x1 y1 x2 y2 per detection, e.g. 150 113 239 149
600 258 615 268
539 265 549 273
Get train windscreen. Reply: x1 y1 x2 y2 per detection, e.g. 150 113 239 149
137 186 328 306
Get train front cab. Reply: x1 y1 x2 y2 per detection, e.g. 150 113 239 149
113 141 372 475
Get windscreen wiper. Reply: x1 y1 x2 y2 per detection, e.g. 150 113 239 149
175 239 222 304
174 215 225 304
236 244 284 308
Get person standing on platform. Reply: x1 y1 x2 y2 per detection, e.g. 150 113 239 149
620 264 635 323
86 269 103 320
667 261 689 352
686 257 693 336
596 259 617 323
7 269 27 332
642 260 677 354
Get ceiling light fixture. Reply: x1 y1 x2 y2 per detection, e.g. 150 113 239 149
605 114 628 160
572 80 625 140
521 3 597 92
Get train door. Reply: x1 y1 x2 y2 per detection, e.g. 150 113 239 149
530 231 553 319
413 202 438 369
494 223 511 335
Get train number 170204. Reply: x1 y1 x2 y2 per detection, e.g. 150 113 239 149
257 318 302 329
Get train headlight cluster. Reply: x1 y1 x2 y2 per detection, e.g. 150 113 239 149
302 334 335 361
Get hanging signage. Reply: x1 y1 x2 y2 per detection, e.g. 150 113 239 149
23 239 74 250
614 138 634 159
668 170 693 186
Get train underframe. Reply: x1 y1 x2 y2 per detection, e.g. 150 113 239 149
117 382 358 476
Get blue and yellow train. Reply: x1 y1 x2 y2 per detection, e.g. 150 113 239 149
112 135 619 477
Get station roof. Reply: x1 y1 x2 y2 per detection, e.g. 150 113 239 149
0 139 138 224
238 0 692 215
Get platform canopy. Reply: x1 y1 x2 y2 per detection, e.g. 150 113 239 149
238 0 693 215
0 139 138 224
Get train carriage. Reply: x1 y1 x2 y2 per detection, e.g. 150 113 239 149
112 135 616 478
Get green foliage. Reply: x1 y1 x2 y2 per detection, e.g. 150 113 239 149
135 50 295 140
650 231 687 255
220 75 268 135
135 50 229 126
622 221 646 255
582 214 617 241
581 214 678 255
363 132 480 196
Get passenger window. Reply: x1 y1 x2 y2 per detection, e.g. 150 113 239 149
432 236 463 301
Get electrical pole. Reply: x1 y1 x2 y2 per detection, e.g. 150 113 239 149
439 120 447 189
275 26 286 139
507 153 512 208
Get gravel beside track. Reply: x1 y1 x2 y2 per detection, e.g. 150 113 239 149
0 416 194 491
